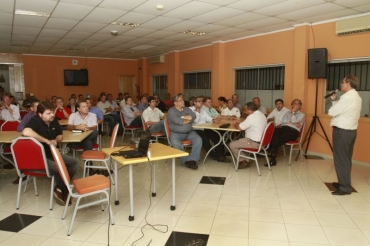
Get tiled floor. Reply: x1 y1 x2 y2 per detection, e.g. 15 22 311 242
1 135 370 246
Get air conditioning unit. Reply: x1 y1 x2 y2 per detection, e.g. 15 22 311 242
148 55 165 64
336 15 370 36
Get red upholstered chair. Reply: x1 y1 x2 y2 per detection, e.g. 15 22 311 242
11 137 55 210
120 112 141 142
50 144 114 236
20 111 28 120
81 124 119 184
236 122 275 175
282 123 305 165
141 116 165 143
164 118 191 148
0 119 5 128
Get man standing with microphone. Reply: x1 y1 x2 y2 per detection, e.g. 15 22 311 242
328 75 362 195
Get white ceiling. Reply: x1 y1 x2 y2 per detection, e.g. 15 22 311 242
1 0 369 59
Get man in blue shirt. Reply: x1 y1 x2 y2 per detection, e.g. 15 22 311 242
137 95 148 112
17 99 39 132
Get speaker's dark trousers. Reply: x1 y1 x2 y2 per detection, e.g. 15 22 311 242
333 126 357 193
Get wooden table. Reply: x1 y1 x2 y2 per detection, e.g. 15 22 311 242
0 131 22 165
58 119 68 126
192 120 241 165
102 143 188 221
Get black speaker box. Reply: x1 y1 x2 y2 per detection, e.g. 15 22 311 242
308 48 327 79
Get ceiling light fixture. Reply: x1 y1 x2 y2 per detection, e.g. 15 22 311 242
111 30 118 36
156 5 164 10
15 9 50 17
111 21 140 28
183 30 206 36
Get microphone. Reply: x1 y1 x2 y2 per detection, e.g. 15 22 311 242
324 89 338 99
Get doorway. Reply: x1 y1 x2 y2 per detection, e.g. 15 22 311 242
119 76 136 101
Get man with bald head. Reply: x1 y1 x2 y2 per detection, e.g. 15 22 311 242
1 95 20 121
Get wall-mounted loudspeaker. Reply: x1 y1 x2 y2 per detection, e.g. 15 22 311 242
308 48 327 79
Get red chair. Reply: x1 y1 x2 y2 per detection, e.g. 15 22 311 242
236 122 275 175
50 144 114 236
141 116 165 142
283 123 305 165
120 112 141 142
164 118 191 148
11 137 55 210
20 111 28 120
0 120 5 128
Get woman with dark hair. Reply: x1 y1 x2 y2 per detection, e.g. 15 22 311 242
217 96 227 113
67 98 77 113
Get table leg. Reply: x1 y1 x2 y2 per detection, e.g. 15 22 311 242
170 158 176 211
202 130 222 164
128 165 134 221
114 160 119 205
223 131 236 165
152 161 156 197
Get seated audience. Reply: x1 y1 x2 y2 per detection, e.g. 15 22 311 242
22 93 32 108
17 99 39 132
163 92 172 111
119 92 130 108
167 94 202 170
232 94 243 112
22 102 79 206
122 96 143 127
265 99 305 167
188 96 195 107
142 96 165 133
253 97 267 115
67 97 77 113
230 102 267 169
1 95 20 121
97 94 121 136
137 95 148 112
54 97 71 120
221 99 241 118
9 96 19 107
192 96 226 162
267 99 290 127
154 94 166 113
218 96 227 113
202 97 220 118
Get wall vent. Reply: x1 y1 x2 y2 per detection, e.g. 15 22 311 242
336 15 370 36
148 55 164 64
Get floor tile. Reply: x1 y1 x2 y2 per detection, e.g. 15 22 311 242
210 218 248 237
207 235 249 246
349 214 370 229
39 237 83 246
323 226 370 245
52 221 102 241
279 198 312 211
85 224 135 245
215 205 249 221
324 182 357 192
248 238 289 246
315 211 357 228
194 183 224 194
199 176 226 185
249 221 288 241
285 224 329 244
173 216 213 235
182 203 217 218
281 210 320 225
165 231 209 246
19 216 70 236
309 199 346 213
0 213 41 232
249 207 284 223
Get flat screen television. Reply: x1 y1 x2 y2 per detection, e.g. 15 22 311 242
64 69 88 86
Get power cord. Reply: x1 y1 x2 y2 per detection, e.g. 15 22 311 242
131 160 168 246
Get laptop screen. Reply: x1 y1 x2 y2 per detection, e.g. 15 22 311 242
138 131 151 154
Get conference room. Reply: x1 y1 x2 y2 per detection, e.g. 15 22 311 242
1 0 370 245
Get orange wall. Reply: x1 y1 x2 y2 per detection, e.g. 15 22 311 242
23 55 138 100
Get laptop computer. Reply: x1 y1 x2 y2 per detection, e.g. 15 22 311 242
120 131 151 159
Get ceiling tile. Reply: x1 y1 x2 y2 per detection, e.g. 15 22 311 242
127 38 157 45
39 29 68 38
353 4 370 12
0 25 12 34
143 30 177 39
277 3 345 20
101 36 137 45
198 0 240 5
56 38 81 45
46 49 67 55
50 43 72 49
74 40 101 48
165 41 193 47
72 21 107 33
162 20 206 32
51 2 94 21
332 0 370 8
83 7 127 24
60 0 101 7
31 42 54 48
253 21 298 32
15 0 57 13
190 7 245 23
2 0 14 13
11 47 32 53
0 13 13 26
140 16 183 30
35 36 61 43
14 15 48 28
236 17 287 29
99 0 147 11
254 0 326 16
147 39 174 46
63 31 92 40
163 1 220 19
130 45 156 50
222 30 263 40
163 33 193 41
44 18 79 31
227 0 287 11
115 12 156 24
132 0 192 15
298 9 361 23
87 33 112 42
192 24 228 33
97 25 133 35
0 33 11 41
123 28 156 37
207 27 248 37
183 35 216 42
12 26 41 36
214 12 268 27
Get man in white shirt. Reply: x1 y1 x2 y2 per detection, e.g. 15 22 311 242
1 95 20 121
221 99 241 118
97 94 121 136
192 96 226 162
67 100 99 152
253 97 267 115
266 99 290 127
266 99 305 167
142 96 165 132
230 102 267 169
328 75 361 196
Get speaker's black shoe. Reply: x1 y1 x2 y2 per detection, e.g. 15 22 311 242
332 182 340 189
264 160 276 167
332 189 351 196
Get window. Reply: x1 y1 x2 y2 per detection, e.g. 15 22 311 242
152 74 167 100
183 71 211 99
325 60 370 116
234 65 285 108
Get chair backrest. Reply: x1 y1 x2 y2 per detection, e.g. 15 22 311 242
109 124 119 148
164 118 172 146
20 111 28 120
297 123 305 144
0 120 5 128
1 120 20 131
50 144 72 191
120 112 128 127
259 122 275 150
141 116 149 131
10 137 50 177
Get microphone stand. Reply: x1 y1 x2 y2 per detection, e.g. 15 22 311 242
301 78 333 158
